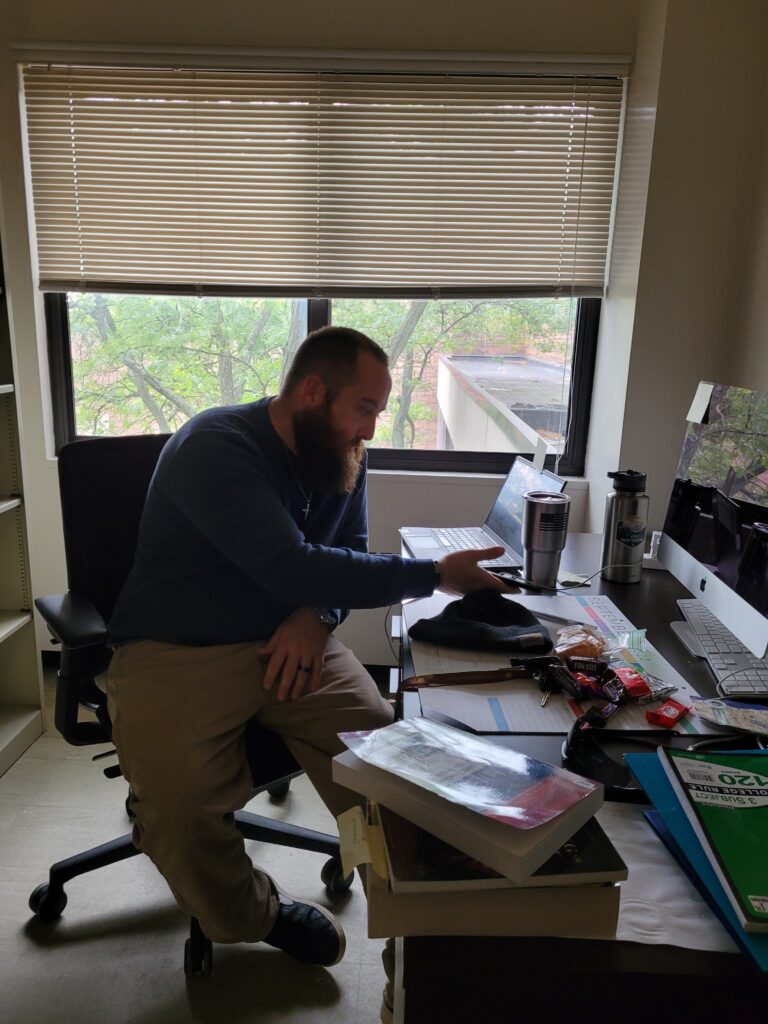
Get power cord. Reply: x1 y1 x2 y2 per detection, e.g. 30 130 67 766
492 562 633 593
686 733 767 751
382 604 401 663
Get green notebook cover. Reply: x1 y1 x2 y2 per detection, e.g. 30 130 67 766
659 748 768 932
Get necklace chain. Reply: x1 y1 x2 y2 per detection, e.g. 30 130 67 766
294 475 313 521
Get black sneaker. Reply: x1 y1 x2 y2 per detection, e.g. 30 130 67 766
262 886 346 966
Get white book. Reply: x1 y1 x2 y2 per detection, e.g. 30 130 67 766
333 719 603 883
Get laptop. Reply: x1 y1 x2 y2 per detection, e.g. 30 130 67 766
399 459 566 568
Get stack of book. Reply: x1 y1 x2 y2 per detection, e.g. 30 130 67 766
332 717 627 938
626 747 768 971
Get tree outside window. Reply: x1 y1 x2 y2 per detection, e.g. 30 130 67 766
66 293 578 454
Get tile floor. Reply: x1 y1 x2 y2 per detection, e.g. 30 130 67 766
0 672 387 1024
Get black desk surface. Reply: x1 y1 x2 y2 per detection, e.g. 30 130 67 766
397 534 768 1023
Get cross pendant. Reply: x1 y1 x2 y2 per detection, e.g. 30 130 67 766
302 501 311 520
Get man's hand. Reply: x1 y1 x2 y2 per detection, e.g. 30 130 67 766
259 608 330 702
436 547 511 596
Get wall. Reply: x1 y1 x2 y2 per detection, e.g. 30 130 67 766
3 0 638 54
584 0 667 527
589 0 768 531
732 78 768 390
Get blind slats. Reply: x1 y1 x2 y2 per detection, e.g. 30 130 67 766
22 65 623 296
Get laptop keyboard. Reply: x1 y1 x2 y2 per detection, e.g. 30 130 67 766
677 598 768 697
434 527 514 567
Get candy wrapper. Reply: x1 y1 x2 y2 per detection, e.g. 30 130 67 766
601 629 649 658
554 624 606 659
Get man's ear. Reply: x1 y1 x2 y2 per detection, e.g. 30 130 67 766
298 373 327 408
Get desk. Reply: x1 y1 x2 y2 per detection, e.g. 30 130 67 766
395 534 768 1023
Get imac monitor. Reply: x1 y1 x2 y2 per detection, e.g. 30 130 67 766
658 381 768 658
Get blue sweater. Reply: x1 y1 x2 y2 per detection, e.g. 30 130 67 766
109 398 438 646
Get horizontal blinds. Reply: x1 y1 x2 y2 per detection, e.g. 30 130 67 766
22 65 623 296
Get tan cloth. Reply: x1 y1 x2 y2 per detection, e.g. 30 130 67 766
106 636 393 943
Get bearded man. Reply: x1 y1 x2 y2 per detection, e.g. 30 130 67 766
107 326 505 967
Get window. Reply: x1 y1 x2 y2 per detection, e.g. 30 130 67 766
46 291 598 473
26 63 622 473
332 297 596 474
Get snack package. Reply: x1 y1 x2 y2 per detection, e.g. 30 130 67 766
602 629 648 657
554 624 606 659
645 699 691 729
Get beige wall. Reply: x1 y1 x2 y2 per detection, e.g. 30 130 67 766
587 0 768 532
4 0 638 53
615 0 768 530
733 86 768 390
585 0 667 528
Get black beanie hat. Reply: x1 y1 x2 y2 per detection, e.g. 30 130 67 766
408 590 552 654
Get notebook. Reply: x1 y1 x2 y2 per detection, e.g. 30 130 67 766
399 459 566 568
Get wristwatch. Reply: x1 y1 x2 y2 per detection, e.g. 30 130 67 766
434 560 442 589
314 608 337 632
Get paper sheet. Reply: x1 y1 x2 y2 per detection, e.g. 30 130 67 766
686 381 715 424
533 435 547 472
598 802 736 953
420 681 576 732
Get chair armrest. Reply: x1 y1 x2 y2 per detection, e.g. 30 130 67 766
35 593 109 649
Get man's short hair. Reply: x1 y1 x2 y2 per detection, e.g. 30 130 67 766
282 326 388 398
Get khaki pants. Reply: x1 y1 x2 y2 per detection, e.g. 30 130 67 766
106 636 393 943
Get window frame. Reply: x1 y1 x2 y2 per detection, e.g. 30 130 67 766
45 292 599 475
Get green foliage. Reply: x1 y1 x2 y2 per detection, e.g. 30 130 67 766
68 293 576 448
681 387 768 503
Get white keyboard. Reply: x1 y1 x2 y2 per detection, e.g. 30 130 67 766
677 598 768 698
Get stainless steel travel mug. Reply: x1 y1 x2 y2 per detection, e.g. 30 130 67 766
522 491 571 588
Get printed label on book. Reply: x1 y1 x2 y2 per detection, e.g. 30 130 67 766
674 758 768 808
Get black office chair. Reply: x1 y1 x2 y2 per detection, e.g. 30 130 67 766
28 435 352 974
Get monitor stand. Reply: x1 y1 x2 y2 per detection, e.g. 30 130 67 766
669 619 706 658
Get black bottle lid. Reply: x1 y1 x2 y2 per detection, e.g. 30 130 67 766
607 469 647 492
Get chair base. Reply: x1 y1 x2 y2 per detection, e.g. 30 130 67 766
29 808 354 973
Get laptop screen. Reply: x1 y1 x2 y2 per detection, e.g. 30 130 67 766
485 460 565 553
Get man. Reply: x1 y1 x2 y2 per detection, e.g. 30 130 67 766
107 326 506 968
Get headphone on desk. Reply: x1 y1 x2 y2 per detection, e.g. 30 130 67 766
561 724 766 802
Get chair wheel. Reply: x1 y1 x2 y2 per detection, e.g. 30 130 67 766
184 935 213 975
267 781 290 801
321 857 354 895
29 882 68 921
125 794 136 820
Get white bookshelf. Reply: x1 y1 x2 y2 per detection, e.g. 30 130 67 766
0 496 21 515
0 266 44 777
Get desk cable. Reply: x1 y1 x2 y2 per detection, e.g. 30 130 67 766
383 605 401 663
493 562 635 593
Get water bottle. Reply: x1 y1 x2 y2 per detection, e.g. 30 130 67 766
600 470 649 583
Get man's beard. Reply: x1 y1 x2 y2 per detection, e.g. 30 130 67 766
293 404 365 494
